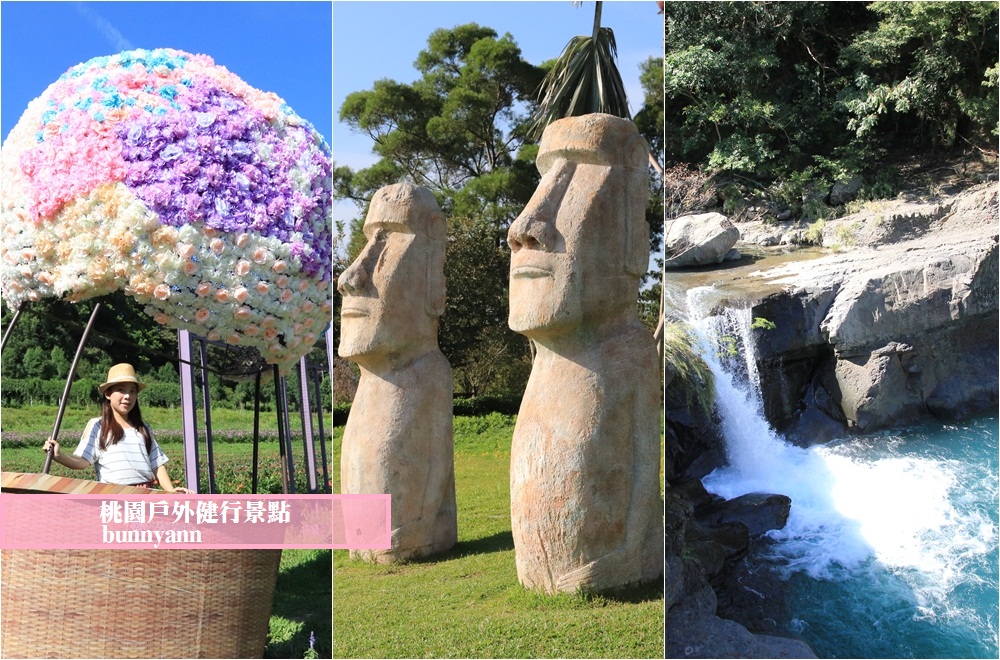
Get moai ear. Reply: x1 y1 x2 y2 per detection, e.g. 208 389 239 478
425 210 448 318
624 132 651 278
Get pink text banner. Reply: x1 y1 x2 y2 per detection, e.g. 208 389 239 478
0 494 390 550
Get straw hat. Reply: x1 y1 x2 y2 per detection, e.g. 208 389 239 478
98 363 147 396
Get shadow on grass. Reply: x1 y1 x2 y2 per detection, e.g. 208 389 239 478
585 575 665 605
451 531 515 557
265 550 331 659
400 531 515 565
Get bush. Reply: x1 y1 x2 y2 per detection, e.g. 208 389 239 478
452 394 522 416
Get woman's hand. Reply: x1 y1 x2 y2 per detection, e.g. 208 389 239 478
161 486 191 494
42 438 60 457
41 439 89 470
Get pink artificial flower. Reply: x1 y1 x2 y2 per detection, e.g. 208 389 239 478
210 238 225 254
255 281 270 295
235 260 251 276
196 282 213 297
153 284 171 300
214 289 230 303
252 247 269 264
233 286 249 303
195 308 211 323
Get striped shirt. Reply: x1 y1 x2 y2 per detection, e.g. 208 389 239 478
73 418 169 486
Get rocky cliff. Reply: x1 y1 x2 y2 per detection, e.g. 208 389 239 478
747 183 998 440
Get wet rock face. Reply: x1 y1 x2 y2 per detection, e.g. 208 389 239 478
665 479 816 659
696 493 792 538
748 183 999 434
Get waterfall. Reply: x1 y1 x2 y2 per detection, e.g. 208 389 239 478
682 285 998 657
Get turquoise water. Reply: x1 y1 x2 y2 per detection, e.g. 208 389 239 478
779 416 999 658
688 290 999 658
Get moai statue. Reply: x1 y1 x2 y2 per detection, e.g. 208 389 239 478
507 113 664 593
338 183 457 562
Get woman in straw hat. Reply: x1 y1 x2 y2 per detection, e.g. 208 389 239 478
42 363 188 492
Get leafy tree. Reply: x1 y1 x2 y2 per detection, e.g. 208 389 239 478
337 21 666 393
663 1 872 177
49 346 70 378
338 23 545 232
839 1 999 148
337 25 545 390
22 347 50 379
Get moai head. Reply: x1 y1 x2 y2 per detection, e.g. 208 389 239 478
507 114 649 341
337 183 446 362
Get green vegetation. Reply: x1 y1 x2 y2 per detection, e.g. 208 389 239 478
266 549 331 659
332 412 664 658
663 1 998 218
805 219 827 246
3 408 664 658
662 322 715 415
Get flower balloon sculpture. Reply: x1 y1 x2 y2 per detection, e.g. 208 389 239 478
1 48 332 372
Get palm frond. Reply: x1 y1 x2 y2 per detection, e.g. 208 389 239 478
528 27 631 140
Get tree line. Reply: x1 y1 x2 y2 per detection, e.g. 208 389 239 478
662 1 998 218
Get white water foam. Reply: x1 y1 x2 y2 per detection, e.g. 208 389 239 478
685 286 999 626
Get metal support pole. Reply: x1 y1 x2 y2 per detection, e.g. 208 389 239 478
198 337 217 494
311 362 331 493
43 303 101 474
274 365 294 494
326 327 335 403
0 304 26 355
178 329 200 492
251 369 262 494
298 357 318 493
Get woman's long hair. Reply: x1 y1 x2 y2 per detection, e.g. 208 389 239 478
99 397 153 453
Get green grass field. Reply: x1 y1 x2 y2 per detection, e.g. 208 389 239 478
332 413 665 659
2 406 666 658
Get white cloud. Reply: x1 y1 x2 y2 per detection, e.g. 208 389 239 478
75 2 133 52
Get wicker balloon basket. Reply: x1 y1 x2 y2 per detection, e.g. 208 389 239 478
0 473 282 659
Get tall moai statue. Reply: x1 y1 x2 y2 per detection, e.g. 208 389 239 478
338 183 457 562
507 113 664 593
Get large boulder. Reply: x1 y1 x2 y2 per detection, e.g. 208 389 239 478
665 212 740 268
751 183 998 433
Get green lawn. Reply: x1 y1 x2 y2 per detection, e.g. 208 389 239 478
332 414 665 659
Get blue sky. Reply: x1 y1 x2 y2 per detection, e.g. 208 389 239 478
333 0 665 221
1 1 333 144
